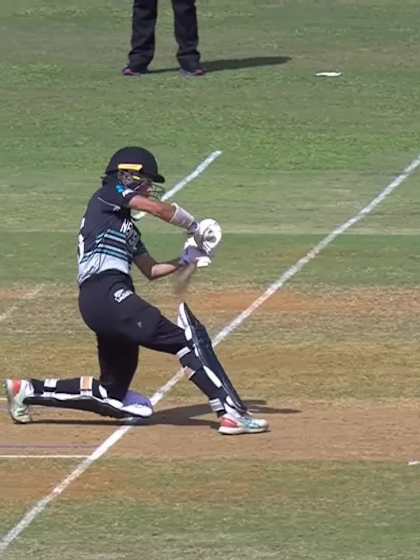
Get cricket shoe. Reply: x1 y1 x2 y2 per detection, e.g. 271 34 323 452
120 389 153 418
179 66 206 78
121 66 150 77
4 379 33 424
218 412 269 435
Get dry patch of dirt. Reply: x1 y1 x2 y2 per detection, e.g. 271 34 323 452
113 398 420 462
2 286 420 507
1 398 420 505
156 287 420 316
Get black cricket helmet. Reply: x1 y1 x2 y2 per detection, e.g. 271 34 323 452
105 146 165 183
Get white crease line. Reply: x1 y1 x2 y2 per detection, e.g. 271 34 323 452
151 153 420 404
0 151 223 329
0 455 89 459
134 150 222 219
0 150 223 555
0 285 44 323
0 427 131 555
2 152 419 554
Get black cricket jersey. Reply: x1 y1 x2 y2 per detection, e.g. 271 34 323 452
77 177 148 285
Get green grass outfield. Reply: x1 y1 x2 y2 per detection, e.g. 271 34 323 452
1 1 420 559
3 461 420 560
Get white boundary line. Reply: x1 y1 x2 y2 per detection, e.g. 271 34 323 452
0 455 89 459
0 151 222 555
1 153 420 554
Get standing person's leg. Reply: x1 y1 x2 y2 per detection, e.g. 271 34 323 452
126 0 158 72
171 0 203 74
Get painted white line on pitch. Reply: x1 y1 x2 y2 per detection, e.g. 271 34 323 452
150 153 420 404
0 285 44 323
2 152 419 554
0 151 222 556
134 150 222 220
0 426 131 555
0 151 223 331
0 455 89 459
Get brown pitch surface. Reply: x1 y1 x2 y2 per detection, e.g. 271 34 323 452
1 286 420 506
1 398 420 505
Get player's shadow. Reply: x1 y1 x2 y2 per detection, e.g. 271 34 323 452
151 55 291 74
149 399 300 430
28 400 300 427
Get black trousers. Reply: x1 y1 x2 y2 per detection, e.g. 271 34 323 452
128 0 200 71
79 272 186 399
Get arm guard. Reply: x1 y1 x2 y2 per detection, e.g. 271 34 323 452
169 203 198 233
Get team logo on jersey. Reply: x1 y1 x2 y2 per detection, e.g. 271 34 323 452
120 219 133 234
113 288 133 303
116 184 134 198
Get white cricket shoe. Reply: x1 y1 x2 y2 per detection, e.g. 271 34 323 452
218 411 269 435
121 389 153 418
4 379 33 424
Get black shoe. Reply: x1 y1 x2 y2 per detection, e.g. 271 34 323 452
122 66 149 77
179 66 206 78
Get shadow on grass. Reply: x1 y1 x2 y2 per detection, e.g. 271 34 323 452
29 399 300 427
148 55 291 75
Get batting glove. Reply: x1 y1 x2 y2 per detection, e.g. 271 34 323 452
180 237 211 268
193 219 222 256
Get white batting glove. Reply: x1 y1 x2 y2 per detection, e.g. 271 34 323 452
180 237 211 268
193 219 222 256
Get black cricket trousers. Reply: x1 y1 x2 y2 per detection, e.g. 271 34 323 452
79 271 186 399
128 0 200 72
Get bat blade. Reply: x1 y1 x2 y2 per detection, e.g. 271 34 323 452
172 263 197 298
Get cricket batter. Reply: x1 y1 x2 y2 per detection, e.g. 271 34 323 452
4 147 268 435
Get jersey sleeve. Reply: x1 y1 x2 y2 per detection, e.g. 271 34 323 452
135 238 149 258
133 225 149 257
100 183 139 209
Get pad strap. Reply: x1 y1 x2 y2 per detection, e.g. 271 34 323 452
209 398 225 413
80 376 93 396
43 378 58 396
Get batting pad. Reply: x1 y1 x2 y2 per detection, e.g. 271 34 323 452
26 379 153 419
177 302 247 414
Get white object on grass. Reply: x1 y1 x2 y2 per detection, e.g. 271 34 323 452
315 71 342 77
5 150 420 555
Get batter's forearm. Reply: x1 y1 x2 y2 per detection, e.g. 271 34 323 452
168 203 197 232
149 259 183 280
129 196 197 232
129 196 174 220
